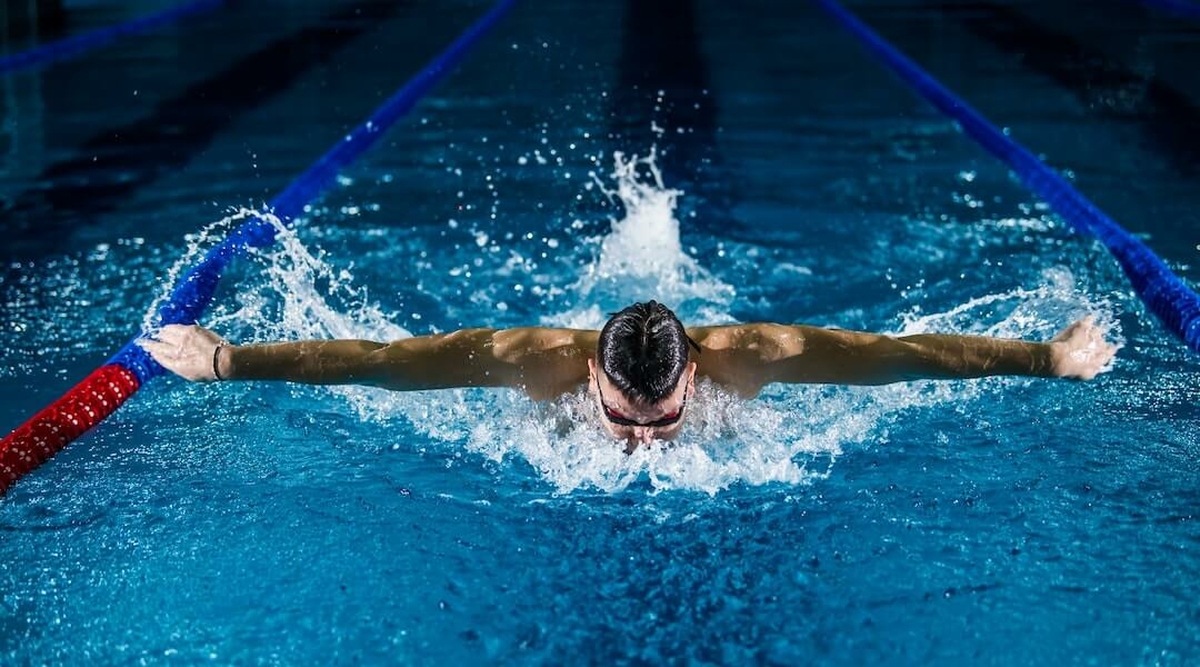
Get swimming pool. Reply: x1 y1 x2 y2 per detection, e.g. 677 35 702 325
3 0 1199 662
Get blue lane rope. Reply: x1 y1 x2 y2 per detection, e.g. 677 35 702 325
1138 0 1200 18
105 0 518 381
0 0 225 75
813 0 1200 353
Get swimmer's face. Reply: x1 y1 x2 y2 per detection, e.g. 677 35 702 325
588 358 696 453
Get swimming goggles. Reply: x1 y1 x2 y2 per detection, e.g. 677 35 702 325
595 376 689 428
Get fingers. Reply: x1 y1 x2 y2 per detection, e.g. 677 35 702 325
1072 315 1098 336
1079 333 1118 380
1054 314 1103 344
150 323 207 346
1050 314 1119 380
142 324 224 349
136 337 177 361
153 324 188 346
1100 340 1119 368
1053 317 1087 343
139 323 190 348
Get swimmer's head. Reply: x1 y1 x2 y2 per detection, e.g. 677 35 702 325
589 301 699 448
596 301 695 403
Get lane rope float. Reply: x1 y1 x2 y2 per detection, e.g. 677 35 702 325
1137 0 1200 19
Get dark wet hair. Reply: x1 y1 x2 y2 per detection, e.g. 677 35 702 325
597 301 700 405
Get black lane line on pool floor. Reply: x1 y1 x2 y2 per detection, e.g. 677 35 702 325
613 0 718 182
867 2 1200 176
3 0 410 256
610 0 736 235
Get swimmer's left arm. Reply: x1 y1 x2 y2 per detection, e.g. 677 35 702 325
695 317 1116 394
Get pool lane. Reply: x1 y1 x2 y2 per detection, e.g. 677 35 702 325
0 0 226 75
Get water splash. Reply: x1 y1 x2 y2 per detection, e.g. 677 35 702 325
460 382 850 495
895 267 1122 345
141 207 261 333
205 211 413 420
549 149 735 328
229 216 405 343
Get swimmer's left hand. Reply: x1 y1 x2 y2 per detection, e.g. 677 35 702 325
1049 316 1118 380
138 324 228 382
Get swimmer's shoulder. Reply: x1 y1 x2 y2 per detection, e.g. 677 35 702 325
491 327 598 360
686 322 804 359
491 326 597 400
686 323 807 397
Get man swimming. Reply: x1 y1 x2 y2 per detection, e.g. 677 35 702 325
140 301 1117 451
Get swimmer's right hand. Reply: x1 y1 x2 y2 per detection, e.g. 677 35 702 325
137 324 229 382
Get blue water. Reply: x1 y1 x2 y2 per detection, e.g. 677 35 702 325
3 0 1199 663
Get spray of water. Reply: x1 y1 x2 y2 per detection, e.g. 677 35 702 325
549 149 735 328
142 208 261 334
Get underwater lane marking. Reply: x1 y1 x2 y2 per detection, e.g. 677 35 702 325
5 0 412 258
0 0 519 495
813 0 1200 354
0 0 225 75
611 0 731 229
922 1 1200 175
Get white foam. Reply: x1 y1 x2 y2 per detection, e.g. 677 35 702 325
440 382 840 495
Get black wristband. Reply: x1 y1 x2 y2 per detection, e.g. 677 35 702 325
212 343 227 381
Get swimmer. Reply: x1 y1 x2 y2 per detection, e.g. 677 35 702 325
139 301 1117 451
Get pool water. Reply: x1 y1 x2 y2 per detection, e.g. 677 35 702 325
3 0 1199 663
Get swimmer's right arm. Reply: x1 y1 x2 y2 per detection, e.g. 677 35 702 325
139 324 594 396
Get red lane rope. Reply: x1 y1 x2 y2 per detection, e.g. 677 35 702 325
0 365 140 494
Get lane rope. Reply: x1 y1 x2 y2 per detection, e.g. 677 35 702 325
0 0 226 74
813 0 1200 352
1138 0 1200 18
0 0 518 494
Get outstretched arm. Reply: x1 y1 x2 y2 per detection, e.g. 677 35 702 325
690 317 1116 396
138 324 595 398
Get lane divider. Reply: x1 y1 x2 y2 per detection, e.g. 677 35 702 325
1138 0 1200 18
0 0 518 495
813 0 1200 352
0 0 226 75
